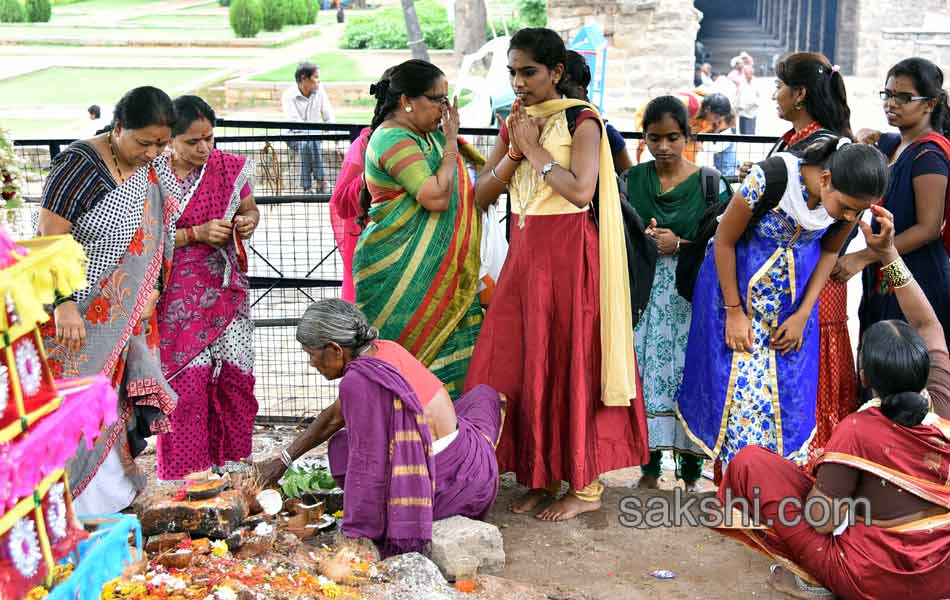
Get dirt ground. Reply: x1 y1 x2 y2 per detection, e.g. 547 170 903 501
138 426 787 600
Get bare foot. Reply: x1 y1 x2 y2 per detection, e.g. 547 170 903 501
636 475 660 489
509 488 552 514
535 494 601 521
767 566 832 599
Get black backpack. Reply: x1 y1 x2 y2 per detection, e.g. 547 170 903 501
564 106 658 328
674 156 788 301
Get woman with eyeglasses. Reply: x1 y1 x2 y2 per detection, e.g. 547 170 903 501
353 59 485 398
836 57 950 350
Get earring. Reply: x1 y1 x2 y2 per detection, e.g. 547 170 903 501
405 105 413 113
794 102 803 110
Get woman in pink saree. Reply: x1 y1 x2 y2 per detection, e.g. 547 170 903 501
156 96 261 479
329 127 370 302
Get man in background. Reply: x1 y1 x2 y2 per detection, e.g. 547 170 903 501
282 62 335 194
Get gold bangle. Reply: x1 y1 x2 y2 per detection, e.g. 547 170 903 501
881 257 913 289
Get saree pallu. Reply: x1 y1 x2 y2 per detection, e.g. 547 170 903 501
354 128 482 398
156 149 257 479
41 157 178 500
464 101 648 491
329 127 371 303
715 409 950 600
677 156 832 467
331 357 436 557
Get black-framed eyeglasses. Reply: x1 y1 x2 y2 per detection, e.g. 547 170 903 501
879 90 931 105
423 94 449 105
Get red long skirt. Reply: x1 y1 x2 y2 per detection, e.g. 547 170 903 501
463 212 650 490
809 280 857 461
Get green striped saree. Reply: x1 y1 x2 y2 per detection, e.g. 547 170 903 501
354 127 482 398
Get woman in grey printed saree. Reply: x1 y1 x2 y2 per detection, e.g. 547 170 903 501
37 87 179 514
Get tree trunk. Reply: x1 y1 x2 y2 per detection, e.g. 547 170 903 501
401 0 430 61
454 0 487 56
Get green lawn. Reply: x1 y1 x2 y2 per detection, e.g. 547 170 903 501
0 23 317 43
123 14 228 28
252 52 369 83
53 0 163 13
334 109 372 124
0 67 218 107
3 118 82 140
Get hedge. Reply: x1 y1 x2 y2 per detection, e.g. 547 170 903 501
229 0 262 38
340 0 452 50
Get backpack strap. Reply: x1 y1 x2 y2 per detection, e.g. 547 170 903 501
699 166 722 207
757 155 789 209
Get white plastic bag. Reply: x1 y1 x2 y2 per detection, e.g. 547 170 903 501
478 204 508 305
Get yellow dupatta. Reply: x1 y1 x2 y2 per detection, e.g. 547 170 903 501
524 99 637 406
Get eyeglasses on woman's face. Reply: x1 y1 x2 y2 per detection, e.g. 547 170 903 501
423 94 449 106
879 89 931 105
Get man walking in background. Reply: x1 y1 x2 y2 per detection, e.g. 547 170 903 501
282 62 335 194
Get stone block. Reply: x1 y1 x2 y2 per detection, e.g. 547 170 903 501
429 516 505 581
140 490 249 540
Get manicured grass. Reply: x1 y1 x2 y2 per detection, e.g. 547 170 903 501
3 118 82 140
0 24 317 42
0 67 218 106
333 109 372 124
251 52 369 82
53 0 162 13
123 14 228 28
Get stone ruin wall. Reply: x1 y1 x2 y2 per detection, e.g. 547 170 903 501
548 0 701 120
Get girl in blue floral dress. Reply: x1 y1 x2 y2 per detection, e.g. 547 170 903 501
676 139 888 478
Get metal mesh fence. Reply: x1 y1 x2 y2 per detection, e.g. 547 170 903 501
12 122 779 422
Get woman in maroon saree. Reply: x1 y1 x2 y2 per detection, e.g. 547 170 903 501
156 96 260 479
715 206 950 600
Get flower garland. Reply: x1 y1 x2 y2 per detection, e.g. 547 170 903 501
0 128 23 210
9 516 42 578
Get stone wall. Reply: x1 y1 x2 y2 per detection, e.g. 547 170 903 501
549 0 701 114
848 0 950 78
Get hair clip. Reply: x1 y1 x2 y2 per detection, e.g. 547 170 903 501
831 64 840 73
836 136 852 150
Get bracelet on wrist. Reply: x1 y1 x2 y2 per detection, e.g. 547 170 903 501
724 302 742 310
881 257 914 289
490 167 510 185
280 448 294 468
507 149 524 162
53 290 75 308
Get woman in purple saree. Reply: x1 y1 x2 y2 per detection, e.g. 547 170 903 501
156 96 260 479
285 299 504 556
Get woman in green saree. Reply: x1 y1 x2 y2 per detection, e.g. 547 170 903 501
354 60 483 398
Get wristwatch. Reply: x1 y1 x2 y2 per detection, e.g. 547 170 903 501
540 161 558 179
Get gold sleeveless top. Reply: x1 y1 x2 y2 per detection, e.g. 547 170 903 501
509 111 589 218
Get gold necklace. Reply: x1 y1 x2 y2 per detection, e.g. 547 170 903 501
108 132 126 183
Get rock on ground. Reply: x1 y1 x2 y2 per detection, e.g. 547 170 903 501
371 552 466 600
430 516 505 581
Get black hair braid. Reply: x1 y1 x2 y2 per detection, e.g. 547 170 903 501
359 80 400 223
935 89 950 138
